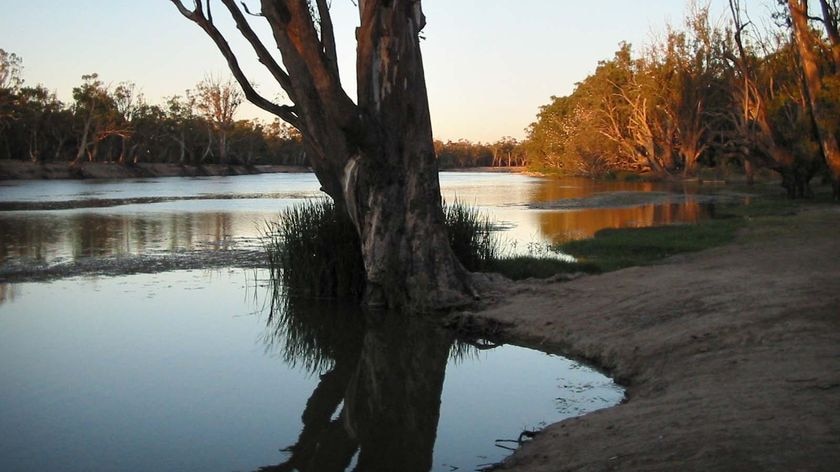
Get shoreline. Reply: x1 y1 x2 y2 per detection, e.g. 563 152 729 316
2 162 837 470
463 206 840 471
0 160 527 181
0 159 309 181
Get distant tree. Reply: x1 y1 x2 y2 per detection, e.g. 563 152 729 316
0 49 24 134
0 49 22 90
190 75 242 164
71 73 115 164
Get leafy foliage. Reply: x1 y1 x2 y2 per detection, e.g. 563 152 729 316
522 1 840 197
0 61 305 165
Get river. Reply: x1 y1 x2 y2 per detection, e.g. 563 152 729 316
0 172 730 471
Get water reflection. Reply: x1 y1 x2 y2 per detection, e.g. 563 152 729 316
526 179 705 243
261 297 455 472
0 211 257 263
535 202 706 243
0 269 624 472
0 173 739 267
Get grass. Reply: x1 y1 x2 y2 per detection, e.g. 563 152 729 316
443 201 498 271
560 195 805 272
561 222 739 272
487 256 599 279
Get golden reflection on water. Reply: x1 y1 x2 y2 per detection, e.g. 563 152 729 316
0 211 261 264
536 201 706 243
528 177 708 244
0 175 726 266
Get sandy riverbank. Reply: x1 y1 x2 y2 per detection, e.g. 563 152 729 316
0 159 308 181
463 205 840 471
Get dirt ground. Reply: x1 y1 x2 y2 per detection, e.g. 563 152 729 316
465 206 840 471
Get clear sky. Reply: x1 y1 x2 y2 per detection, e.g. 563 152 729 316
0 0 773 143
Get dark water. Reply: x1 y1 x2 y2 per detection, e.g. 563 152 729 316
0 172 727 265
0 270 622 472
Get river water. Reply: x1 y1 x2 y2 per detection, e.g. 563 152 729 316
0 172 718 264
0 172 724 471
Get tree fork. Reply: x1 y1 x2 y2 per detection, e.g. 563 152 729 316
172 0 476 310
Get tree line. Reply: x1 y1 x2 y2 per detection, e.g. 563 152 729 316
435 137 525 169
0 54 305 167
524 0 840 198
0 49 526 171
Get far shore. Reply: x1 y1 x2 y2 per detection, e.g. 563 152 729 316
0 159 527 182
0 159 309 181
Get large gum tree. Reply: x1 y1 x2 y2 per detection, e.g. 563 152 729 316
170 0 475 310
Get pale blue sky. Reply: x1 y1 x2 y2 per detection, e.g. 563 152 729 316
0 1 772 142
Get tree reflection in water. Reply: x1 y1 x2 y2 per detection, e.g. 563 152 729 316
260 295 459 472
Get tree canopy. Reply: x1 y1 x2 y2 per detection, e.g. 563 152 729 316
523 0 840 198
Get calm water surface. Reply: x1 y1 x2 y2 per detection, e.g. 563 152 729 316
0 172 720 264
0 172 714 471
0 269 622 472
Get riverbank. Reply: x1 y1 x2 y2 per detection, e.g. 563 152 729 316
0 160 531 181
0 159 308 180
465 204 840 471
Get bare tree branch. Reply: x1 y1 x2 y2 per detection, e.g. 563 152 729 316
315 0 341 82
219 0 294 93
171 0 300 128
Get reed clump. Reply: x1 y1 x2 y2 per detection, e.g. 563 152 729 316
264 199 505 299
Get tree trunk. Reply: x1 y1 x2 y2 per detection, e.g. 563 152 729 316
174 0 475 311
790 0 840 199
343 1 474 309
73 112 93 165
819 0 840 72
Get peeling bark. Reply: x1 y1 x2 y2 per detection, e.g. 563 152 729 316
172 0 474 310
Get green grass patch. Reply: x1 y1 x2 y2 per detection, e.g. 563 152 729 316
487 256 600 280
562 222 740 272
443 201 498 272
560 194 809 272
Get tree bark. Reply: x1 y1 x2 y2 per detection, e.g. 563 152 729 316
819 0 840 71
173 0 475 310
789 0 840 199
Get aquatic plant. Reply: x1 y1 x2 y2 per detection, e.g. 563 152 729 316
263 198 366 300
264 199 501 299
443 200 499 271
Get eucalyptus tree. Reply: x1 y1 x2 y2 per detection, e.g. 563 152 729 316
0 49 24 138
171 0 475 310
787 0 840 199
191 75 242 164
71 73 115 164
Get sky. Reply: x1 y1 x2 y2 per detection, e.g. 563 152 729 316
0 0 773 143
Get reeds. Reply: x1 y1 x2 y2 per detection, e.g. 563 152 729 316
263 199 366 299
263 199 501 299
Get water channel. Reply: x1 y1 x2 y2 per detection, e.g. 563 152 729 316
0 172 732 471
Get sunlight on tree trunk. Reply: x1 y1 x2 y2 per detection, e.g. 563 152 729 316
789 0 840 199
171 0 474 310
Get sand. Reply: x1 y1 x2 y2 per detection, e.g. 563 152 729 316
463 206 840 471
